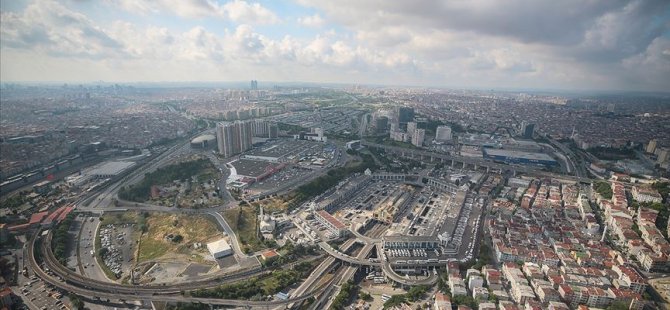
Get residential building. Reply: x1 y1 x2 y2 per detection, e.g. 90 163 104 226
434 292 451 310
412 129 425 147
632 186 663 203
216 120 253 157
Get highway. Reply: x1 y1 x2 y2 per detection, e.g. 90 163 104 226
283 239 357 310
317 242 381 267
27 230 332 308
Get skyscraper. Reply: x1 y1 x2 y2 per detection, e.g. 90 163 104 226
397 107 414 124
250 80 258 90
412 129 425 147
521 122 535 139
375 116 388 134
407 122 417 138
216 120 253 158
646 139 657 154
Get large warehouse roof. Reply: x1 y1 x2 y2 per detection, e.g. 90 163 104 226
88 161 135 176
207 238 232 255
483 148 556 162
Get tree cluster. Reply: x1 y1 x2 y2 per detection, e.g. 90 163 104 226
52 213 76 265
330 280 356 310
118 158 211 202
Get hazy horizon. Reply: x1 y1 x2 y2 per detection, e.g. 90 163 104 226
1 0 669 92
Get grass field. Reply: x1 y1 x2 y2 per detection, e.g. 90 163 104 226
137 213 222 263
252 197 290 213
100 211 139 226
223 206 265 253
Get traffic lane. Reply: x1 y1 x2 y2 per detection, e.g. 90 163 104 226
80 217 111 282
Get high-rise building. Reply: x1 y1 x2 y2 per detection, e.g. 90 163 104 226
407 122 417 138
375 116 388 134
216 121 253 158
521 122 535 139
657 147 669 164
412 129 425 147
250 80 258 90
435 125 452 142
646 139 657 154
397 107 414 124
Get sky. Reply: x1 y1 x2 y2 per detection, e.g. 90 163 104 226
1 0 669 91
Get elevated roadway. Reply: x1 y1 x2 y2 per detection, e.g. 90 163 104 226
317 242 381 267
28 231 330 308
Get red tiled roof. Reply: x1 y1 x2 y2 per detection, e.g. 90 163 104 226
29 211 49 225
316 210 346 229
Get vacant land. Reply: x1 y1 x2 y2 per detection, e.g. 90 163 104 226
223 205 264 253
138 213 222 263
100 211 140 226
252 197 290 213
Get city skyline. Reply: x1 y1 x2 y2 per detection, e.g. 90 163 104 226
1 0 669 92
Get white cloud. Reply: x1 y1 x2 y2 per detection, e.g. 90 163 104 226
106 0 278 24
297 14 325 28
2 0 669 90
223 0 279 24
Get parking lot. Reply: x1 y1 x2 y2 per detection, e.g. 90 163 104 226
15 275 69 310
99 223 137 279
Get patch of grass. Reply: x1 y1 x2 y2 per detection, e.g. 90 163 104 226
138 213 222 262
223 206 264 253
252 197 290 213
100 211 139 226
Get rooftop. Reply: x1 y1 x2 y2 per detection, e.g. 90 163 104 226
483 148 556 162
316 210 347 229
88 161 135 176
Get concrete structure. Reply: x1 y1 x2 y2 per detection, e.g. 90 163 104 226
646 139 657 154
314 210 348 238
0 223 7 244
382 235 439 249
216 121 253 158
397 107 414 124
251 120 278 139
190 134 216 148
407 122 417 137
632 186 663 203
375 116 388 133
88 161 135 178
656 147 670 164
482 148 558 167
412 128 425 147
521 121 535 139
207 238 233 258
435 126 452 142
294 128 326 142
434 292 451 310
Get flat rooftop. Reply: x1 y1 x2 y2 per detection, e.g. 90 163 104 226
246 139 312 158
317 210 346 229
230 159 279 178
207 238 231 254
88 161 136 176
483 148 556 162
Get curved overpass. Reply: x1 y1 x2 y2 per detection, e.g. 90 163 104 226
29 231 328 307
317 242 381 267
381 260 438 286
349 223 381 245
